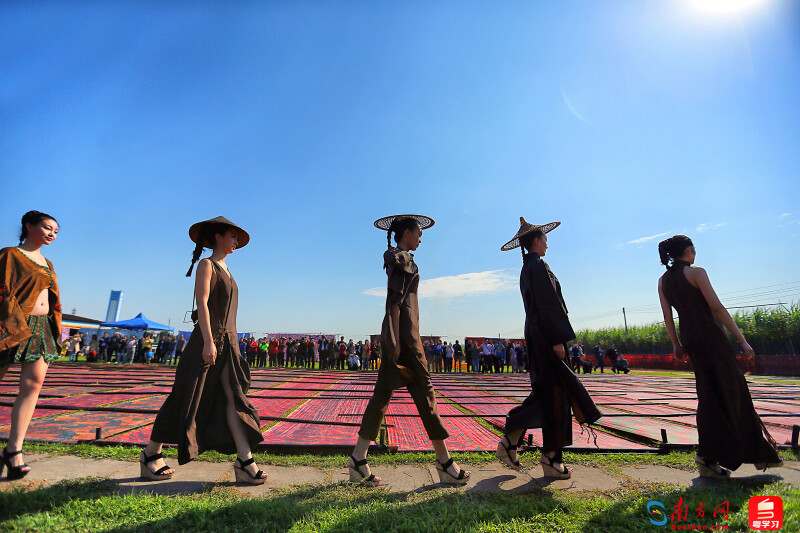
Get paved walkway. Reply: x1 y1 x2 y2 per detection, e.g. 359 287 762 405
2 454 798 496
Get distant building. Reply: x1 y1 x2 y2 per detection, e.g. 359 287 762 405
105 290 123 323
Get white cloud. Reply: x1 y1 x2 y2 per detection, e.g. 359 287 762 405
624 232 669 246
696 222 726 232
780 213 792 218
363 269 517 299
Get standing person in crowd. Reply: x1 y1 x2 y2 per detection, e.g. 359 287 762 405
362 340 371 371
657 235 781 478
286 339 296 367
174 334 186 365
98 332 110 363
239 337 248 361
606 343 619 374
433 342 443 373
468 341 480 373
125 335 137 364
494 342 505 373
274 337 283 368
163 335 177 365
317 336 328 370
372 342 381 370
66 334 79 362
481 340 493 373
246 337 258 367
143 216 266 485
453 340 463 372
569 343 582 373
593 343 604 373
444 342 454 372
516 344 527 372
497 218 600 479
0 211 63 480
267 337 278 367
510 342 519 373
351 215 469 487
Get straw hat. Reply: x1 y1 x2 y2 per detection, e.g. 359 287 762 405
189 216 251 248
500 217 560 251
373 214 435 231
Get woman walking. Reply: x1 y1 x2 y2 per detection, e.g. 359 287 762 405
350 215 470 486
657 235 782 478
0 211 62 480
496 218 600 479
141 216 266 485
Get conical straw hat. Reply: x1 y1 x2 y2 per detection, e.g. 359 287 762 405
500 217 560 251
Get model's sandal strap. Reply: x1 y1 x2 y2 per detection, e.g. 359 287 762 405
500 438 521 466
541 456 568 475
237 457 255 469
438 457 466 479
3 449 24 458
349 455 371 477
142 451 165 464
153 465 172 476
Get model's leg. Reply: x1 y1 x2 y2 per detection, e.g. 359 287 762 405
5 358 49 470
219 363 264 478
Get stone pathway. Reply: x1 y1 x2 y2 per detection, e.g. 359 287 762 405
2 454 798 496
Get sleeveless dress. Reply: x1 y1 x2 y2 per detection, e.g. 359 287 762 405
661 260 779 470
151 259 263 464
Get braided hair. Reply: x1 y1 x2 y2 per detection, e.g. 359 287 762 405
19 210 58 244
519 229 544 257
185 222 230 277
658 235 693 267
386 217 420 249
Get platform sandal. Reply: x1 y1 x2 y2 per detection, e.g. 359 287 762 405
435 457 470 485
754 460 784 471
139 450 174 481
540 455 571 479
348 455 381 487
1 448 31 481
234 457 267 485
496 436 521 471
694 455 730 479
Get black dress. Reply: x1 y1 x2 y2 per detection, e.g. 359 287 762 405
504 252 601 461
661 260 780 470
151 259 263 464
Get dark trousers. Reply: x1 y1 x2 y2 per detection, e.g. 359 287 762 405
359 349 448 442
444 358 452 372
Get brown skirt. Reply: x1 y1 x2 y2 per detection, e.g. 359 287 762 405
150 333 263 464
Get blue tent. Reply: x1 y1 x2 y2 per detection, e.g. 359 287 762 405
100 312 172 331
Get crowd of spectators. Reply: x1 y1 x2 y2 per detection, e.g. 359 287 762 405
58 331 632 375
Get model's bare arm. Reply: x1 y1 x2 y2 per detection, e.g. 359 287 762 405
194 259 216 365
687 267 754 358
658 278 685 361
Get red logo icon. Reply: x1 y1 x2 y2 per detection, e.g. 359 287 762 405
749 496 783 530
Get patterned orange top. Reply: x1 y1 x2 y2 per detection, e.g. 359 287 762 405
0 247 62 352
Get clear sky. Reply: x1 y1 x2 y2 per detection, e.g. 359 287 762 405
3 1 799 340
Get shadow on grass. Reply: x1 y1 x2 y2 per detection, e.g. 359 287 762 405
0 477 117 522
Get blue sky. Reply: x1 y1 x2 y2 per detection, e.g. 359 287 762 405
3 1 799 340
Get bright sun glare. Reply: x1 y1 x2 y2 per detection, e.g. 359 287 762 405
686 0 769 16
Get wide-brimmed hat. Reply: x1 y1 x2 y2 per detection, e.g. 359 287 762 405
500 217 560 251
189 216 251 248
373 214 435 231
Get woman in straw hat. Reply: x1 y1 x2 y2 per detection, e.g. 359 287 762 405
657 235 781 478
141 216 267 485
497 218 600 479
349 215 470 486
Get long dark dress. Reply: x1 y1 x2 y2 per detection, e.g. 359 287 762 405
151 259 263 464
505 252 601 461
660 260 779 470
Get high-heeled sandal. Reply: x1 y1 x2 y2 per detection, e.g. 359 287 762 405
435 457 470 485
1 448 31 481
540 455 571 479
694 455 730 479
348 454 380 487
234 457 267 485
754 460 784 471
495 436 521 471
139 450 174 481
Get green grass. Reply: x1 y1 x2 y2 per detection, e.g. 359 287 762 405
1 475 798 532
